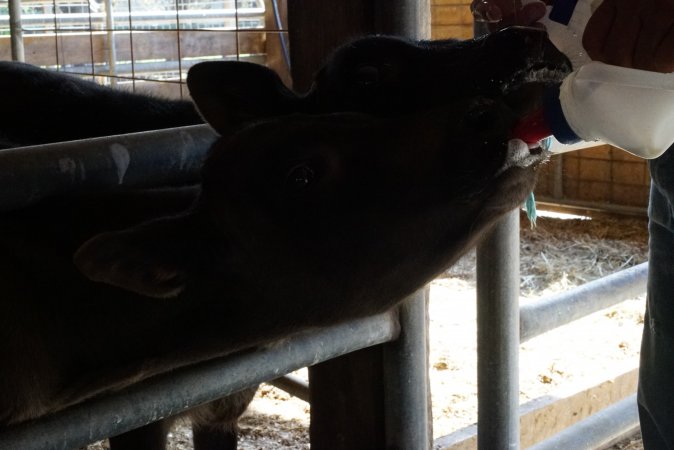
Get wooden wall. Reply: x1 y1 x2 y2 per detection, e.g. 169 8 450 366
431 0 473 40
535 145 650 210
0 0 287 98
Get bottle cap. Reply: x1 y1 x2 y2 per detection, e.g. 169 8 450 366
511 85 582 146
543 84 581 145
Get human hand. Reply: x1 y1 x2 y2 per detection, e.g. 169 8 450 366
583 0 674 72
470 0 549 30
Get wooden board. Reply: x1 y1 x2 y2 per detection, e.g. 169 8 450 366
435 368 638 450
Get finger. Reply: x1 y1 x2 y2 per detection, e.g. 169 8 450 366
521 1 548 24
654 24 674 72
497 2 545 28
498 0 523 20
597 0 643 67
583 0 617 61
634 11 674 71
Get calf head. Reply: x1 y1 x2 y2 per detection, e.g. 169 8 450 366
75 28 570 328
187 27 570 134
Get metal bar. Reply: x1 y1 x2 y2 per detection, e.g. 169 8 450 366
374 0 431 39
378 4 432 449
476 210 521 450
103 0 117 87
536 197 648 217
527 394 639 450
0 312 400 450
8 0 25 62
0 124 216 212
472 14 521 448
60 56 264 77
383 287 432 450
271 0 290 70
268 374 310 403
521 262 648 342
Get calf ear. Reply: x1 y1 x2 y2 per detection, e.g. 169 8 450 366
187 61 300 135
73 217 192 299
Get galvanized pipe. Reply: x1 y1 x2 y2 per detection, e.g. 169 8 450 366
61 58 265 76
476 211 521 450
521 262 648 342
0 312 400 450
383 287 432 450
536 197 647 217
268 374 310 403
8 0 25 62
527 394 639 450
375 0 431 39
377 4 432 449
0 124 216 212
472 15 521 448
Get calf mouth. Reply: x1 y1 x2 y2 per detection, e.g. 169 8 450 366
498 138 549 176
497 131 552 178
499 55 571 174
503 61 570 94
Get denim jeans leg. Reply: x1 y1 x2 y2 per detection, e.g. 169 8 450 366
639 148 674 449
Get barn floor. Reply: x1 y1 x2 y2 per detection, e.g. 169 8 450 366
88 210 649 450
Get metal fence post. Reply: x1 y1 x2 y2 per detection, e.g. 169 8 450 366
8 0 25 62
383 287 432 450
380 2 432 449
289 2 432 448
476 211 521 450
103 0 118 87
472 10 522 447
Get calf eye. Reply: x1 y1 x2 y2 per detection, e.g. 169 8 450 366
285 163 316 191
353 64 380 87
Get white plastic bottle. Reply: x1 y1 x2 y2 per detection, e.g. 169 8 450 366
517 0 674 159
556 62 674 158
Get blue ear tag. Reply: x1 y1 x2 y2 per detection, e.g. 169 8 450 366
525 192 537 228
523 137 551 228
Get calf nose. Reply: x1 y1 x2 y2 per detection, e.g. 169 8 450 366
519 26 547 48
492 26 571 71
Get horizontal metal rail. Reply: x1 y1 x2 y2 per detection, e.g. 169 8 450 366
434 263 648 448
0 311 399 450
60 54 265 77
520 262 648 342
536 197 648 218
268 374 310 403
0 124 217 212
527 394 639 450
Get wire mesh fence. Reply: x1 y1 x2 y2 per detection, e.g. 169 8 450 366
0 0 289 98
